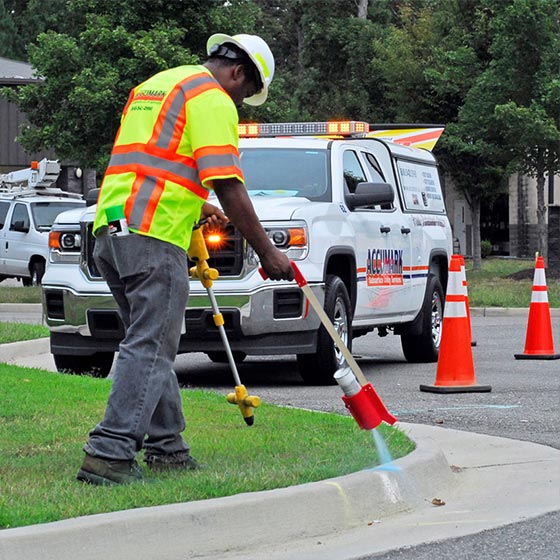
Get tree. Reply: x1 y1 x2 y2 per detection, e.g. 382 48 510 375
7 0 257 171
0 0 20 59
488 0 560 261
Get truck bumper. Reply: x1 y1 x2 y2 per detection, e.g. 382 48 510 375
43 282 324 356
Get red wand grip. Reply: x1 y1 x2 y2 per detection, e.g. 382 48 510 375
259 261 306 287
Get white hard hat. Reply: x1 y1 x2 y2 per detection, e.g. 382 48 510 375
206 33 275 106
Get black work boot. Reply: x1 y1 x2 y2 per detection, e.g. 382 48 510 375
144 451 200 472
77 453 146 486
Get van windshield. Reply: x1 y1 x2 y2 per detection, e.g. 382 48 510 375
31 201 84 230
239 148 330 202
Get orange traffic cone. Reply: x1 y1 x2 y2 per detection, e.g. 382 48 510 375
420 254 491 393
459 255 477 347
514 255 559 360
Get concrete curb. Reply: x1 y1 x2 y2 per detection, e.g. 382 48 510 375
0 337 50 362
0 426 452 560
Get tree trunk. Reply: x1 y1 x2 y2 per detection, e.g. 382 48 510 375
356 0 368 19
471 197 482 270
535 161 548 263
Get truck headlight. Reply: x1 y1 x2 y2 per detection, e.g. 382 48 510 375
49 230 82 263
265 222 308 260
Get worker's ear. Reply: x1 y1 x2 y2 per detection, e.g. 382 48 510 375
231 63 246 84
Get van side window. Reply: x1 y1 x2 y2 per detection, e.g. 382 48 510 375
343 150 367 193
9 203 30 231
0 201 9 229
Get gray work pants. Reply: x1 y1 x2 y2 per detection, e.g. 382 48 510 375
84 229 190 460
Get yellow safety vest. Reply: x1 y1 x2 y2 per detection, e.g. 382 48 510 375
94 65 243 251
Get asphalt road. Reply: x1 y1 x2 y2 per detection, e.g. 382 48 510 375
174 315 560 450
173 314 560 560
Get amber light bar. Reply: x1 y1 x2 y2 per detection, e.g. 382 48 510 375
238 121 369 138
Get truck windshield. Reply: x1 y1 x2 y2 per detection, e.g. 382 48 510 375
239 148 330 202
31 201 84 230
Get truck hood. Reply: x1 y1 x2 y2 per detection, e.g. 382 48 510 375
55 205 95 225
55 197 311 226
242 197 310 221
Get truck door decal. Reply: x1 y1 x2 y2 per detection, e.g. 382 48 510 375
366 248 404 286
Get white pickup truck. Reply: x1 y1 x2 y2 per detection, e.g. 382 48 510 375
42 121 453 384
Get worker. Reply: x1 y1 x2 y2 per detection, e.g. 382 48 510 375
77 33 294 486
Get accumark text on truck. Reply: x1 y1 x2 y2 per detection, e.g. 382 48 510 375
42 121 452 384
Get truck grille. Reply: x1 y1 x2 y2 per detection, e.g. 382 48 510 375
83 222 244 279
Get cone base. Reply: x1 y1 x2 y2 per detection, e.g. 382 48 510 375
514 352 560 360
420 383 492 394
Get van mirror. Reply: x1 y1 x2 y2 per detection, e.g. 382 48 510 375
12 220 30 233
345 181 394 210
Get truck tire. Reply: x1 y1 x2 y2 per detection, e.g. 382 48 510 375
297 275 352 385
206 351 246 364
53 352 115 378
401 274 444 363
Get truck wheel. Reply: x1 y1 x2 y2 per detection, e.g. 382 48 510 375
297 275 352 385
206 351 246 364
53 352 115 378
401 274 444 363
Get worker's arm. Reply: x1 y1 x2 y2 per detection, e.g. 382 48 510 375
213 178 294 281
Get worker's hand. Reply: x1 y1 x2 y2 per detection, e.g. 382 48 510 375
201 202 228 228
259 248 295 281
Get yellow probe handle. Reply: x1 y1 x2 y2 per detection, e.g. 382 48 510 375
188 224 261 426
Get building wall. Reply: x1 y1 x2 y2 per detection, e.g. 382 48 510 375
0 96 55 169
508 173 560 258
444 171 560 258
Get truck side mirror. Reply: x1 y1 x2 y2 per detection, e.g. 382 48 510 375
86 188 100 207
345 182 394 210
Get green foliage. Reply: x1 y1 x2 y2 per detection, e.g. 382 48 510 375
0 322 49 343
480 239 492 258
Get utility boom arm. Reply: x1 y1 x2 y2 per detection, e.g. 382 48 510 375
0 159 61 190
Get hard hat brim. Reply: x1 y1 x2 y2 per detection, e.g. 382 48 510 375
206 33 268 106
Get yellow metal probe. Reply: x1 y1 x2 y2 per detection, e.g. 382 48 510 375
188 224 261 425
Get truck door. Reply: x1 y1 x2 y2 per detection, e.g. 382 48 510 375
344 149 412 322
5 202 32 276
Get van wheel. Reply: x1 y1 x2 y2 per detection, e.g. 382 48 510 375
30 261 45 286
401 274 444 363
206 351 246 364
297 275 352 385
53 352 115 378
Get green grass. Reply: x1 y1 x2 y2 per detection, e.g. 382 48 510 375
466 257 560 308
0 365 414 529
0 322 49 343
0 286 42 303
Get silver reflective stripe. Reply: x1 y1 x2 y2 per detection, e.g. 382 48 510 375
155 74 218 150
197 152 241 172
129 176 157 230
108 152 200 185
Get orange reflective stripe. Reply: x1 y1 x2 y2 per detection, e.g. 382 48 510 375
106 162 209 200
124 174 145 223
193 144 240 158
199 165 244 183
139 177 166 232
149 72 217 148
